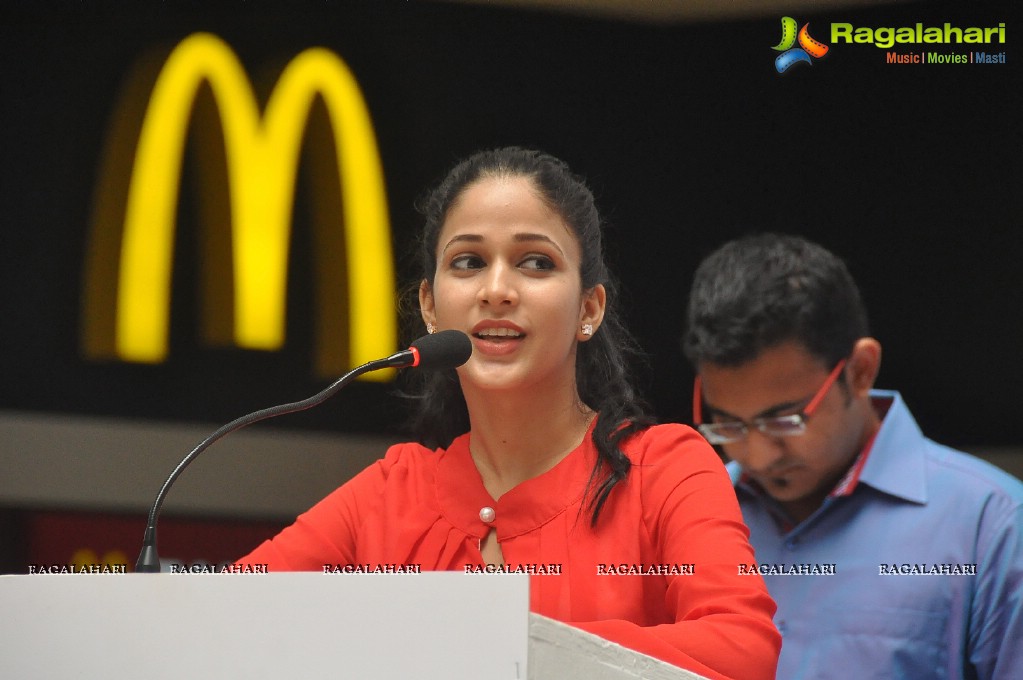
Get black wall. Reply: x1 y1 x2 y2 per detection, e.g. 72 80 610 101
2 0 1020 449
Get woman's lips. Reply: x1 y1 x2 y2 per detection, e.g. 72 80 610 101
471 325 525 356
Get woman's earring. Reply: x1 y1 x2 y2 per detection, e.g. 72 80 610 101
426 322 436 334
581 324 593 337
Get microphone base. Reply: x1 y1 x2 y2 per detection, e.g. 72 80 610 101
136 545 162 573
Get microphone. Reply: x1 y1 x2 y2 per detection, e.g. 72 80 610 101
394 328 474 371
134 330 472 573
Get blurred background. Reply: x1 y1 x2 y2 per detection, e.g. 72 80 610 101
1 0 1019 572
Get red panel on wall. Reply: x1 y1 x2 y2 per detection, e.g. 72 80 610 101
20 510 287 573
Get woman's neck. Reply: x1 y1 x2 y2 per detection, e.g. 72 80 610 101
461 379 594 501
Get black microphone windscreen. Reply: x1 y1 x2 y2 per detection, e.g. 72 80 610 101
410 330 473 371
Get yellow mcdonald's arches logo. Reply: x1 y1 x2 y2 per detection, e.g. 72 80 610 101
83 32 396 379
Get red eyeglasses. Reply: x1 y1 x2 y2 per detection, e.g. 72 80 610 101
693 359 847 445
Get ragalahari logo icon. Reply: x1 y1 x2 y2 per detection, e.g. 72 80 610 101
772 17 829 73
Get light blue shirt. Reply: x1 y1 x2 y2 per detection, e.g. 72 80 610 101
728 390 1023 679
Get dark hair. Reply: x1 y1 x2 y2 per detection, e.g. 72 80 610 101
404 146 653 525
682 233 869 369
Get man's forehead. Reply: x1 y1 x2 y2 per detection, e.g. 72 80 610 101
699 343 830 417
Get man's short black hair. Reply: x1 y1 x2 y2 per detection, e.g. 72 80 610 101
683 233 869 368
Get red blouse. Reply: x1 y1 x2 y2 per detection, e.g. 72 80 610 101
239 423 780 679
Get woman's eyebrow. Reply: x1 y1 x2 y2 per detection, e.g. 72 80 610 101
513 233 565 257
441 233 483 255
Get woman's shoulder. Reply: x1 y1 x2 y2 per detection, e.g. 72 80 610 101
620 423 737 519
374 433 469 474
380 439 435 460
623 422 726 473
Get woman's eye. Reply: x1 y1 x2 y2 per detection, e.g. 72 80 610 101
520 255 555 271
450 254 485 270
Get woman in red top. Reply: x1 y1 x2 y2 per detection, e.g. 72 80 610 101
240 147 780 679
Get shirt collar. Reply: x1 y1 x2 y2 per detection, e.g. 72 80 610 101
435 420 598 540
827 429 876 498
855 389 929 504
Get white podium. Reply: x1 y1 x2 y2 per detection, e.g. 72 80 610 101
0 573 703 679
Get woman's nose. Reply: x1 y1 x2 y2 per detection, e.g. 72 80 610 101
477 261 517 306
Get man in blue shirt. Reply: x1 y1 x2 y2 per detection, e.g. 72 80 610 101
682 233 1023 679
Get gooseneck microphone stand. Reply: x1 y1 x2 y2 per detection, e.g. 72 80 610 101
134 351 414 573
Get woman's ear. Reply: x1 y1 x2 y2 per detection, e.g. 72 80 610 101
419 280 436 329
577 284 606 341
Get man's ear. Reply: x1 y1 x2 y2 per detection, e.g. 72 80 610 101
847 337 882 397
